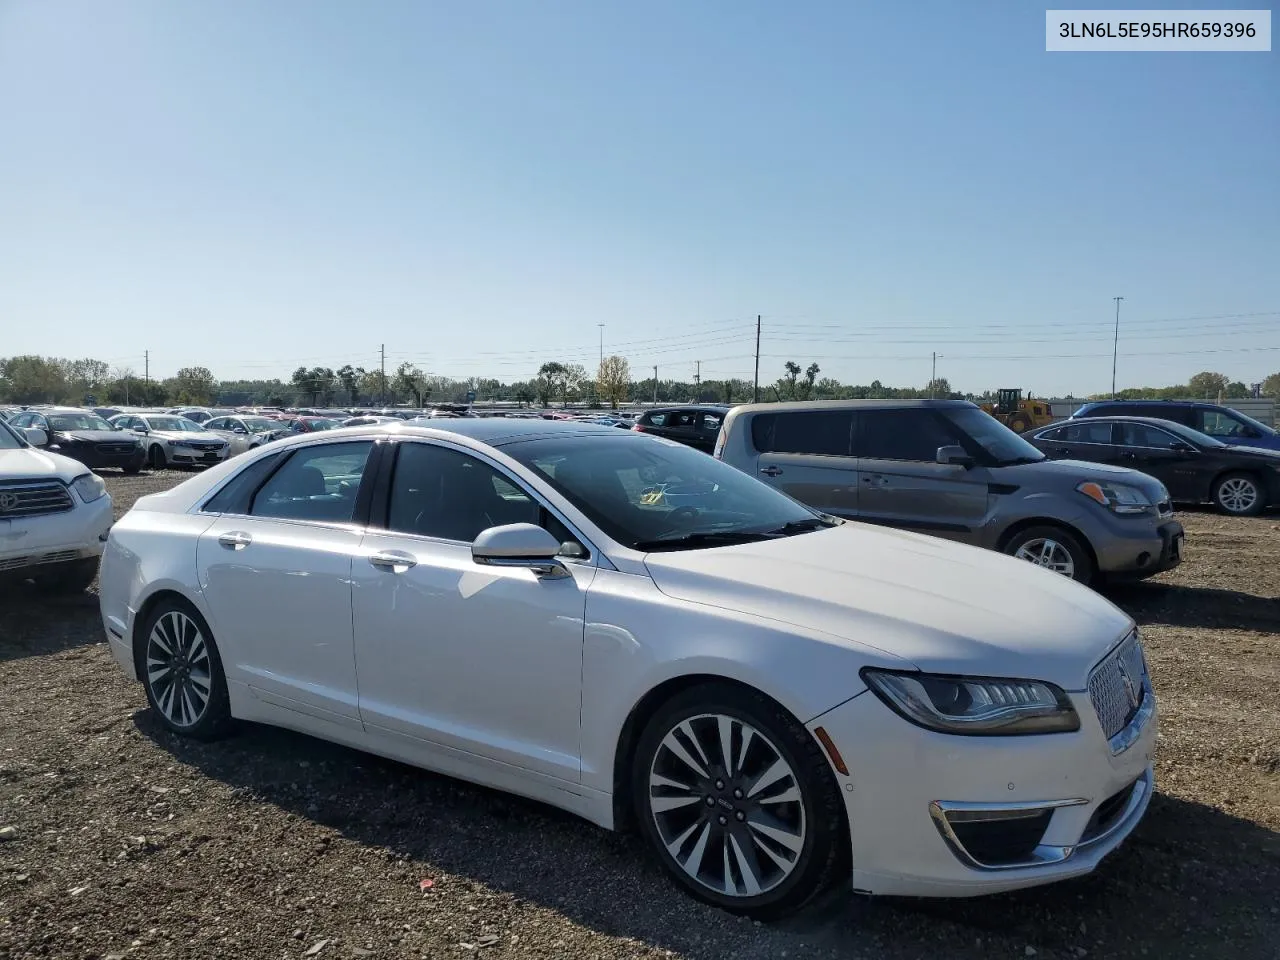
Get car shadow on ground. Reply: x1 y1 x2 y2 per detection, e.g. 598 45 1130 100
136 715 1280 960
0 588 103 662
1104 582 1280 634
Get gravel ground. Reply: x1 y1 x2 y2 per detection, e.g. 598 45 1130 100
2 470 1278 960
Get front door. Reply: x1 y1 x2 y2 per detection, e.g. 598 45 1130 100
853 409 989 541
195 439 375 729
350 439 590 785
1114 422 1205 501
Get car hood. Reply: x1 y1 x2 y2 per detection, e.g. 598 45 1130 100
0 446 89 482
153 430 225 443
55 430 135 444
643 523 1133 690
1218 442 1280 460
1000 457 1169 498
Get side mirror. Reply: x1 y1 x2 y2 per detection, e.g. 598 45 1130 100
233 426 247 435
936 444 975 469
136 426 149 435
22 427 48 447
472 523 571 579
1241 426 1262 439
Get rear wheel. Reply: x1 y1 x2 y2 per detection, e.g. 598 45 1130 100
137 599 233 740
148 444 167 470
1008 413 1032 433
1212 472 1264 516
632 683 847 918
1004 525 1094 584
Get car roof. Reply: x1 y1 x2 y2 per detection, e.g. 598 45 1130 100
730 399 976 414
1039 416 1192 428
1081 399 1211 408
644 404 732 414
398 418 622 446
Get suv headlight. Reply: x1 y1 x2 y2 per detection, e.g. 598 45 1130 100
861 669 1079 735
1077 480 1153 515
71 473 107 504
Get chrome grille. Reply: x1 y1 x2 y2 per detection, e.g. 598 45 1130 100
1089 631 1148 740
0 481 74 517
96 443 136 455
0 549 81 573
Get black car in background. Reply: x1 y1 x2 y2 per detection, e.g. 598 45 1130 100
8 407 145 473
1030 416 1280 516
1070 399 1280 452
632 405 730 453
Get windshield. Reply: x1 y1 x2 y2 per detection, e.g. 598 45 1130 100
943 407 1046 464
145 416 206 432
306 419 341 430
241 417 278 432
48 412 113 432
1229 410 1277 437
505 433 822 550
0 421 24 450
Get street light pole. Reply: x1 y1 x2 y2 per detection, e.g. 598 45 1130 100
1111 297 1124 397
931 352 939 398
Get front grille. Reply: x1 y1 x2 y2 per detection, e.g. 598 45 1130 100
0 549 81 573
1081 779 1138 842
1089 632 1148 740
947 809 1053 866
191 442 222 451
96 443 136 455
0 481 74 517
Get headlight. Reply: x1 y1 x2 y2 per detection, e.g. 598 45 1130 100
861 668 1080 735
71 473 107 504
172 440 192 448
1076 480 1153 515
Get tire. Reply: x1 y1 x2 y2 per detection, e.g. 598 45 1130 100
33 557 98 594
1003 525 1094 584
1008 413 1032 433
136 598 234 740
123 461 142 475
631 682 847 919
148 444 167 470
1212 472 1264 516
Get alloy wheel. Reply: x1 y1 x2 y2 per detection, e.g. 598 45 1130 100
1013 538 1076 577
648 713 806 898
145 610 212 728
1218 477 1258 514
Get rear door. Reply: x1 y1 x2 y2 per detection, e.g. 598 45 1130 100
751 409 858 517
853 409 989 541
663 410 700 447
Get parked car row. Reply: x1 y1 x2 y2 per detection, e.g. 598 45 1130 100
97 415 1157 918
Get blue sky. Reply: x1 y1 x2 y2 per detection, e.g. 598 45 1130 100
1 1 1276 396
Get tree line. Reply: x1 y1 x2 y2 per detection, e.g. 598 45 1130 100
2 353 1277 410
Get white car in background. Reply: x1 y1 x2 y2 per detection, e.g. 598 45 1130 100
200 414 283 457
100 420 1155 917
110 413 230 470
0 419 113 592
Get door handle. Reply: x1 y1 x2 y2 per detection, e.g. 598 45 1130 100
860 475 889 487
217 532 252 550
369 551 417 572
759 465 783 477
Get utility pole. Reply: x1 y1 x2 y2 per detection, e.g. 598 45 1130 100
597 323 605 370
1111 297 1124 398
144 350 149 386
930 352 941 398
597 323 605 406
752 315 761 403
694 360 701 398
653 365 658 405
380 343 386 406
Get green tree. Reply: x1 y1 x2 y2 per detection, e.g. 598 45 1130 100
1187 371 1229 399
393 362 427 406
597 355 630 409
0 355 68 403
538 361 570 407
797 362 820 400
165 366 217 405
776 360 801 400
1262 372 1280 398
336 365 363 404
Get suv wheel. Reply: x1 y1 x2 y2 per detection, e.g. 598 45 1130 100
1213 473 1264 516
1004 526 1093 584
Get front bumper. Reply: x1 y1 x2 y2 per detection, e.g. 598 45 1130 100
59 444 145 471
1090 516 1183 580
168 445 229 466
808 682 1157 897
0 494 113 577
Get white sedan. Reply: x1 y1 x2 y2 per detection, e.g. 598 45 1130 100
99 420 1156 917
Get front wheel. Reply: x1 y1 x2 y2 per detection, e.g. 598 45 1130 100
1004 525 1094 584
137 599 233 740
1212 473 1264 516
632 683 847 918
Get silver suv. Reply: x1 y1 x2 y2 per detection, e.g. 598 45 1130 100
715 399 1184 585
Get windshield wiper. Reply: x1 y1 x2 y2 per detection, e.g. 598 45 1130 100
633 531 779 552
764 516 841 535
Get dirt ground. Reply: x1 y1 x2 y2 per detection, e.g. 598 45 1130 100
1 470 1277 960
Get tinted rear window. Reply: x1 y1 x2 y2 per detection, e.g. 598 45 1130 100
751 411 852 456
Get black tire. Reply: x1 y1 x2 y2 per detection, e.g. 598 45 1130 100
135 597 234 740
148 444 167 470
123 462 143 475
1003 525 1094 584
1008 413 1032 433
1211 472 1265 516
631 682 847 919
33 557 98 594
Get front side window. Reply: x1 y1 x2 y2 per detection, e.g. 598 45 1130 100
1197 410 1246 438
249 441 373 523
1119 424 1180 449
939 407 1045 465
386 442 573 544
858 410 961 462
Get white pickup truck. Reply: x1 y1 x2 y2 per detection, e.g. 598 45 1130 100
0 419 114 592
